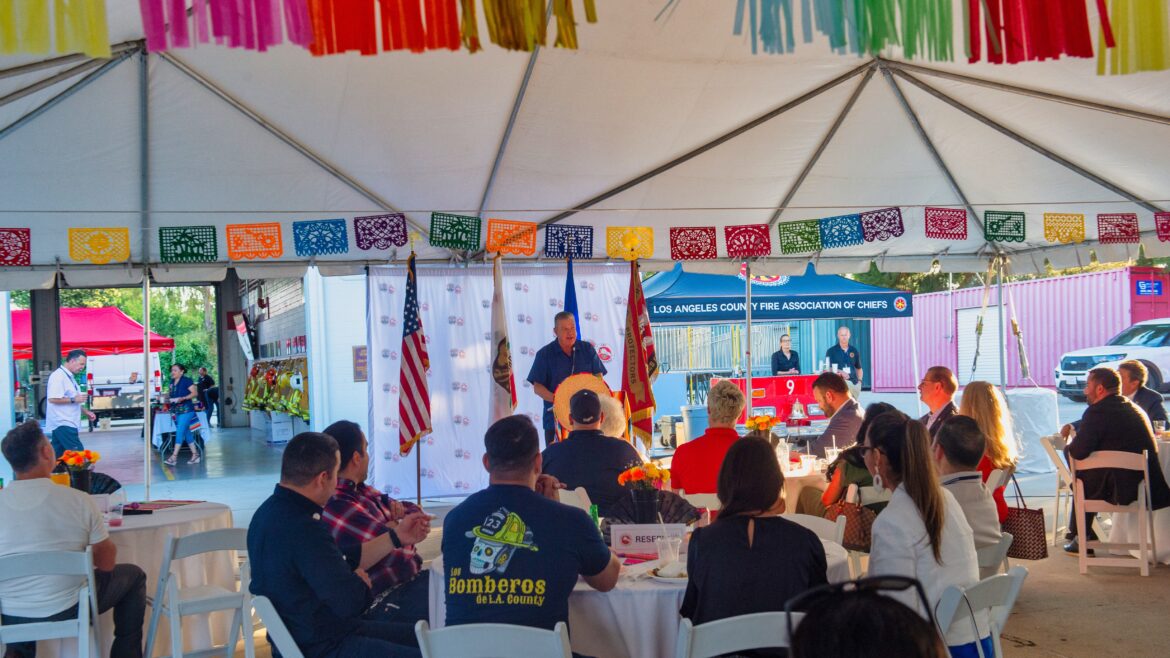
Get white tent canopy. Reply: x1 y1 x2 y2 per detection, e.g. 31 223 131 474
2 0 1170 278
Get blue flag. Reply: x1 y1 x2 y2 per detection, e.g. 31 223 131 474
564 258 581 339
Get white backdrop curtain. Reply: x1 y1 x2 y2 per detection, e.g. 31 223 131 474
368 262 627 499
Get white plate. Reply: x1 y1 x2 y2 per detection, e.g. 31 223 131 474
650 567 687 582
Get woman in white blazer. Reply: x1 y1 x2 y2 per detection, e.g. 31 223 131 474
862 411 992 658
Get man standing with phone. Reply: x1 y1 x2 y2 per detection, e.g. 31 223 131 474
45 349 95 458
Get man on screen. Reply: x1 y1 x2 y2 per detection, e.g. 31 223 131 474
527 312 606 447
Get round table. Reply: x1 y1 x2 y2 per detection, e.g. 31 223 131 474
427 538 850 658
1108 441 1170 564
38 501 236 658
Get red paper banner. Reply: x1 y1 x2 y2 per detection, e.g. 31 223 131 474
925 207 967 240
0 228 31 266
724 224 772 258
1156 213 1170 243
669 227 717 260
1097 213 1139 244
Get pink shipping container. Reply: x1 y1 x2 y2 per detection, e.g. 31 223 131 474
870 267 1170 391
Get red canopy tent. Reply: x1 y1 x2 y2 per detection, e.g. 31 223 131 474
11 307 174 360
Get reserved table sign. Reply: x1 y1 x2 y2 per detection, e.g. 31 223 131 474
610 524 686 554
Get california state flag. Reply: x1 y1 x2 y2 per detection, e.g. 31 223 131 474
489 254 517 422
622 261 658 448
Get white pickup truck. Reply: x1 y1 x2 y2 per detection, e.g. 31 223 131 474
1054 318 1170 401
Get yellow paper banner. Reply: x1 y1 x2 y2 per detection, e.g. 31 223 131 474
68 227 130 264
1043 213 1085 243
606 226 654 261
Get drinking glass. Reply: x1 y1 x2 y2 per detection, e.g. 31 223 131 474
655 536 682 565
107 503 124 528
1154 420 1166 434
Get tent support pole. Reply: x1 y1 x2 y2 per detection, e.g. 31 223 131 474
476 3 549 221
891 69 1165 215
768 66 876 227
0 41 141 81
525 59 875 231
140 50 153 501
910 314 922 416
997 257 1007 389
156 53 442 245
878 58 1170 127
879 66 989 238
0 59 106 110
0 51 134 144
745 262 752 416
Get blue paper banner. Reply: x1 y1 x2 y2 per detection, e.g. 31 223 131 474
819 214 863 249
293 219 349 257
544 224 594 259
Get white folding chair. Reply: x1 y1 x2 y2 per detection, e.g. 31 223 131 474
414 620 572 658
144 528 254 658
251 595 303 658
1041 434 1074 546
0 547 98 658
556 487 592 512
976 532 1013 577
1070 450 1158 576
678 491 722 512
781 513 846 545
935 566 1028 658
675 611 803 658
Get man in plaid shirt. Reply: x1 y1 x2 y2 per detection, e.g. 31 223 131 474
321 421 432 624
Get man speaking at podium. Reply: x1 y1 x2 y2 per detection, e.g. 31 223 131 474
527 312 607 447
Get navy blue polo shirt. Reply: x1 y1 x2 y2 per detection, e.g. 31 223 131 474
825 343 862 383
247 485 368 656
542 429 642 516
442 484 611 630
526 340 606 431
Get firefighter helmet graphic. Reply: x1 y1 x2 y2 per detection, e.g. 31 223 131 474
466 508 538 574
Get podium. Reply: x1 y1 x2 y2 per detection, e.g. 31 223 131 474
718 375 827 425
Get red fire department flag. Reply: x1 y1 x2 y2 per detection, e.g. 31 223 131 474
621 261 658 448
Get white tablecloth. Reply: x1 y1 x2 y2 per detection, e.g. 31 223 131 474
151 411 211 449
782 470 828 510
427 539 849 658
1108 441 1170 564
39 502 236 658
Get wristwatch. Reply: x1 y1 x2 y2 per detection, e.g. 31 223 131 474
387 528 402 549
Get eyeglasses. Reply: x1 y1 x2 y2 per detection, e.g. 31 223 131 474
784 575 934 642
856 445 878 456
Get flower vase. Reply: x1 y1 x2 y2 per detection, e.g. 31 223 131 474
630 488 659 524
70 468 91 494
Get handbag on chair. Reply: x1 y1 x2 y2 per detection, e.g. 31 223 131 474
824 498 877 552
1002 474 1048 560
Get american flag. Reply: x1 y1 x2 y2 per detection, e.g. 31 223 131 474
399 253 431 455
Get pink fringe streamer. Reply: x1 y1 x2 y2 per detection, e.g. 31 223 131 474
139 0 313 51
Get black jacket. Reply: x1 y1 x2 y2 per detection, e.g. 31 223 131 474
1067 394 1170 510
1131 386 1168 424
919 401 957 439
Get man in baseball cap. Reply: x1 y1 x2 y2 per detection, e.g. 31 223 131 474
542 389 642 516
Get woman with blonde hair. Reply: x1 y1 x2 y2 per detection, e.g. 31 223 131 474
958 380 1018 522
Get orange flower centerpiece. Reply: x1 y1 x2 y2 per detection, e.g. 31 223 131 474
58 449 101 493
744 414 782 445
618 461 671 524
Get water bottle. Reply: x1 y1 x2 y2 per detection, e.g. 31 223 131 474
776 440 790 473
589 504 600 528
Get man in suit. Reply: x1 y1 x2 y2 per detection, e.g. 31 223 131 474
811 372 864 458
1060 367 1170 554
917 366 957 439
1118 360 1167 425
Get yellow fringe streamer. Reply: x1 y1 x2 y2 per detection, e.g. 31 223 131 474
553 0 576 49
1098 0 1170 75
0 0 109 57
482 0 546 51
583 0 596 23
460 0 482 52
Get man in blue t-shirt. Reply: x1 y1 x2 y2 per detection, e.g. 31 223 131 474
542 389 641 517
825 326 863 395
527 312 607 447
442 415 620 634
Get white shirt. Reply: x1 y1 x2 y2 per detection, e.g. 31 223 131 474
0 479 107 617
868 484 988 647
46 366 82 432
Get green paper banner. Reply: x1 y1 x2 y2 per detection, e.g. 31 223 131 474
429 212 482 250
159 226 218 263
778 219 823 254
984 211 1027 243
